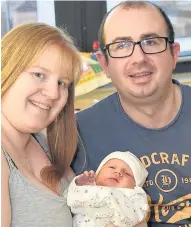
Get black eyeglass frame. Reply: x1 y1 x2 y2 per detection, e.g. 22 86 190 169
103 37 174 58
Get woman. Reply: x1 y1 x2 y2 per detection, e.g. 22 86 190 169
2 22 81 227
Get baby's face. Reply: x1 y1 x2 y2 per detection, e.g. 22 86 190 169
96 159 135 188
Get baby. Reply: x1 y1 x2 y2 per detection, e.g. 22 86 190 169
67 151 148 227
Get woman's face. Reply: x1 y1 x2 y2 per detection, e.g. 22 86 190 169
2 45 72 133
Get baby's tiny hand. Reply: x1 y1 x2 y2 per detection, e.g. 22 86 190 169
75 170 96 186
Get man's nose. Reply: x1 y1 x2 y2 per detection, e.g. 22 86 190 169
131 43 147 62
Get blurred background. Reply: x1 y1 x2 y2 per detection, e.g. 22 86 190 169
2 0 191 111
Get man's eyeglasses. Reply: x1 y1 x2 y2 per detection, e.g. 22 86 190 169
103 37 174 58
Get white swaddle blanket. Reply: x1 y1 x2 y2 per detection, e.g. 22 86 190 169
67 179 148 227
67 151 148 227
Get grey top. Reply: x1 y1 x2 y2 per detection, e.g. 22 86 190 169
2 133 72 227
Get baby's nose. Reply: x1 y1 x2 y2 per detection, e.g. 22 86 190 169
115 171 123 177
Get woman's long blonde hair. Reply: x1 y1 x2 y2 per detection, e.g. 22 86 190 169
2 23 82 191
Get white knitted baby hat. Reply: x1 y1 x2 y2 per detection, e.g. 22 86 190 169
96 151 148 187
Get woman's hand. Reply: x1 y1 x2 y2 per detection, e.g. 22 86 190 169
75 170 96 186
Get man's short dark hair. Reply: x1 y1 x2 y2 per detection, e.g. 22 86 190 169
98 1 175 56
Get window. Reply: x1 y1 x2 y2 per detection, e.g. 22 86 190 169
1 0 55 37
153 1 191 58
1 1 37 37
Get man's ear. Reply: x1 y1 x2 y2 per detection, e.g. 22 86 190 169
172 42 180 70
96 51 109 77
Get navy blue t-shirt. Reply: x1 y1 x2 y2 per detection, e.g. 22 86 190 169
72 81 191 227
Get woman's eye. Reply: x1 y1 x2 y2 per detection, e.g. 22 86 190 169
58 80 67 87
33 72 47 81
34 72 44 78
109 166 115 169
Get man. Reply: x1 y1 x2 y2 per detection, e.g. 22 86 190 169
72 1 191 227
